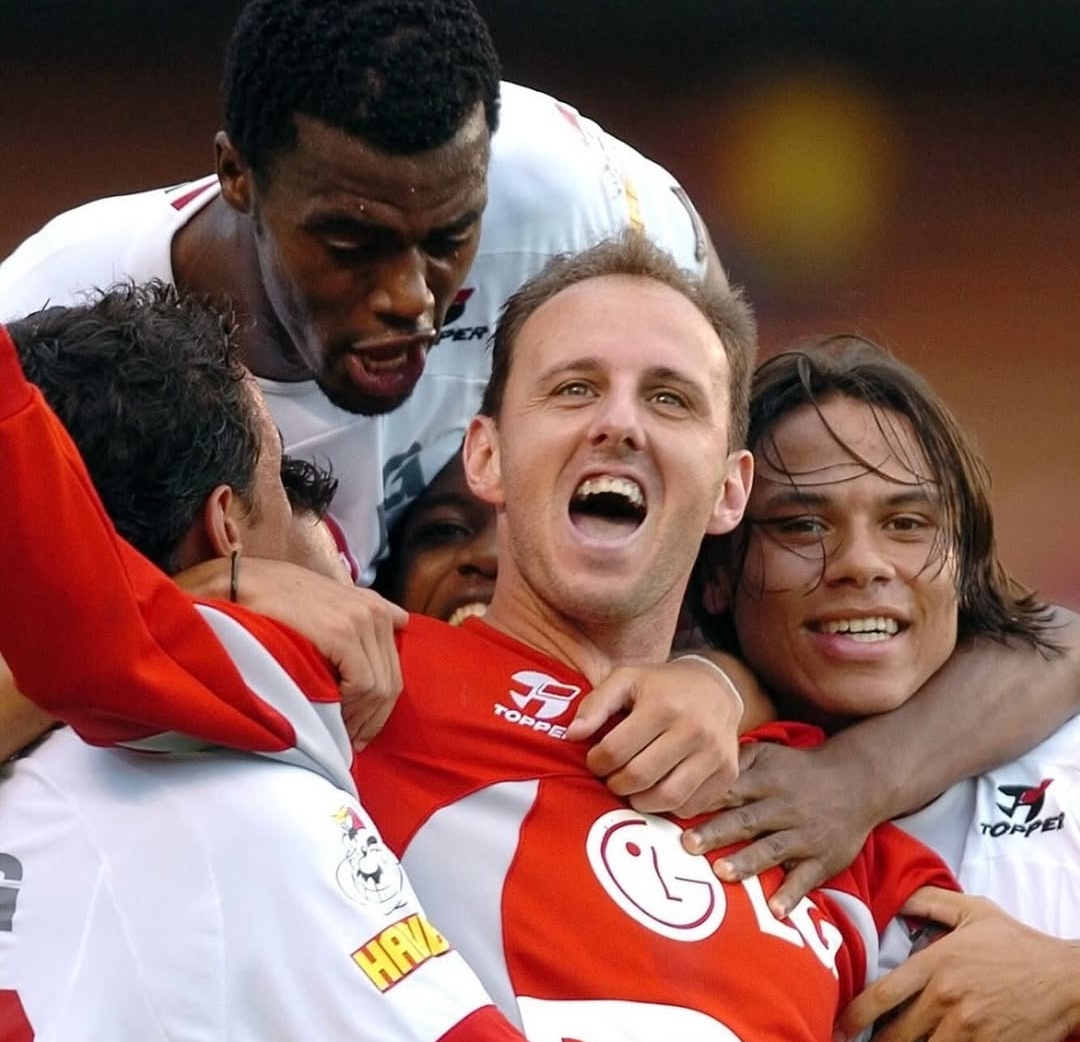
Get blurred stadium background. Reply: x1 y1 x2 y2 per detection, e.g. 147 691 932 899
3 1 1077 606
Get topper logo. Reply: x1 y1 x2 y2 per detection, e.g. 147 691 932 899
508 671 581 720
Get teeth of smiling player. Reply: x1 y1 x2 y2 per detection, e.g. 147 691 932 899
448 602 488 627
573 476 644 507
819 617 899 640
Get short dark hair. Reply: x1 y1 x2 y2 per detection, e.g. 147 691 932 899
281 454 339 519
7 282 261 575
694 335 1058 653
480 231 757 452
223 0 501 179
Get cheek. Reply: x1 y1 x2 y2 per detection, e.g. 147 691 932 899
447 236 481 284
270 495 295 555
922 578 961 650
741 538 820 598
258 242 304 318
258 230 333 314
397 553 452 614
428 246 479 321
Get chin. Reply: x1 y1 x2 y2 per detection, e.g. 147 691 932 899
783 685 913 728
832 690 912 720
315 373 415 417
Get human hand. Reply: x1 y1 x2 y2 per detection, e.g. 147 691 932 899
565 655 744 816
680 739 881 917
837 886 1080 1042
177 557 408 745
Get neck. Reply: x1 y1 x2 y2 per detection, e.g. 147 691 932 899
171 196 311 382
481 583 680 687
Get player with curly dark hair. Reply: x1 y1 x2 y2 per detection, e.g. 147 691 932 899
222 0 501 173
6 280 291 573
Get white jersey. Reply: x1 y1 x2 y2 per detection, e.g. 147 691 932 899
897 713 1080 937
0 82 711 585
0 728 510 1042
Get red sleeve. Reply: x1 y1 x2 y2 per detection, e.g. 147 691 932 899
0 325 337 752
851 822 961 934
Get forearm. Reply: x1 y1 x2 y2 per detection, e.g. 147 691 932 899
825 607 1080 819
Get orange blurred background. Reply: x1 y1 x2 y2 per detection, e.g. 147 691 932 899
3 2 1077 606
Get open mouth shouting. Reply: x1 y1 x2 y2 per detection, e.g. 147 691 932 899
569 475 647 542
340 331 436 402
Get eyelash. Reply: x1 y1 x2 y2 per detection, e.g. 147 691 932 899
650 389 689 410
424 233 472 258
759 514 938 541
408 520 473 549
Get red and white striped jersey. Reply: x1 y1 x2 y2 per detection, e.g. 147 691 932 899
354 614 958 1042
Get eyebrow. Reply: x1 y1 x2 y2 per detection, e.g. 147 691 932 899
410 490 477 515
304 208 483 238
755 486 940 511
538 357 713 393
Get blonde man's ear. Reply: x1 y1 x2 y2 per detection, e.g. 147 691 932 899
463 414 505 508
706 449 753 537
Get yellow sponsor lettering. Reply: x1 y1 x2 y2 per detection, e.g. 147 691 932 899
381 921 427 972
352 914 451 992
352 938 405 990
400 912 450 957
420 917 450 955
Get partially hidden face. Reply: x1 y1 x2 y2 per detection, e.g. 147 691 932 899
238 106 490 416
233 382 294 562
466 274 751 629
286 511 354 585
391 451 497 626
729 396 960 723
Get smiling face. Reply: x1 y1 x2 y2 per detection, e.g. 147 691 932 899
729 395 960 723
391 450 497 625
220 107 489 415
465 274 751 661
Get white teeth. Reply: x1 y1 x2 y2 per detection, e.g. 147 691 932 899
819 617 899 639
573 476 645 507
447 602 488 627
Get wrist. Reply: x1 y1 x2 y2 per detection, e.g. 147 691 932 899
674 653 744 722
819 722 903 825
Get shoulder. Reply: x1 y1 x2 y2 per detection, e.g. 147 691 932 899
0 176 217 320
481 82 704 271
3 735 493 1039
0 730 240 1036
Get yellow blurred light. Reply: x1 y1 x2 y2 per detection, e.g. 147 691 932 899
715 68 902 289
